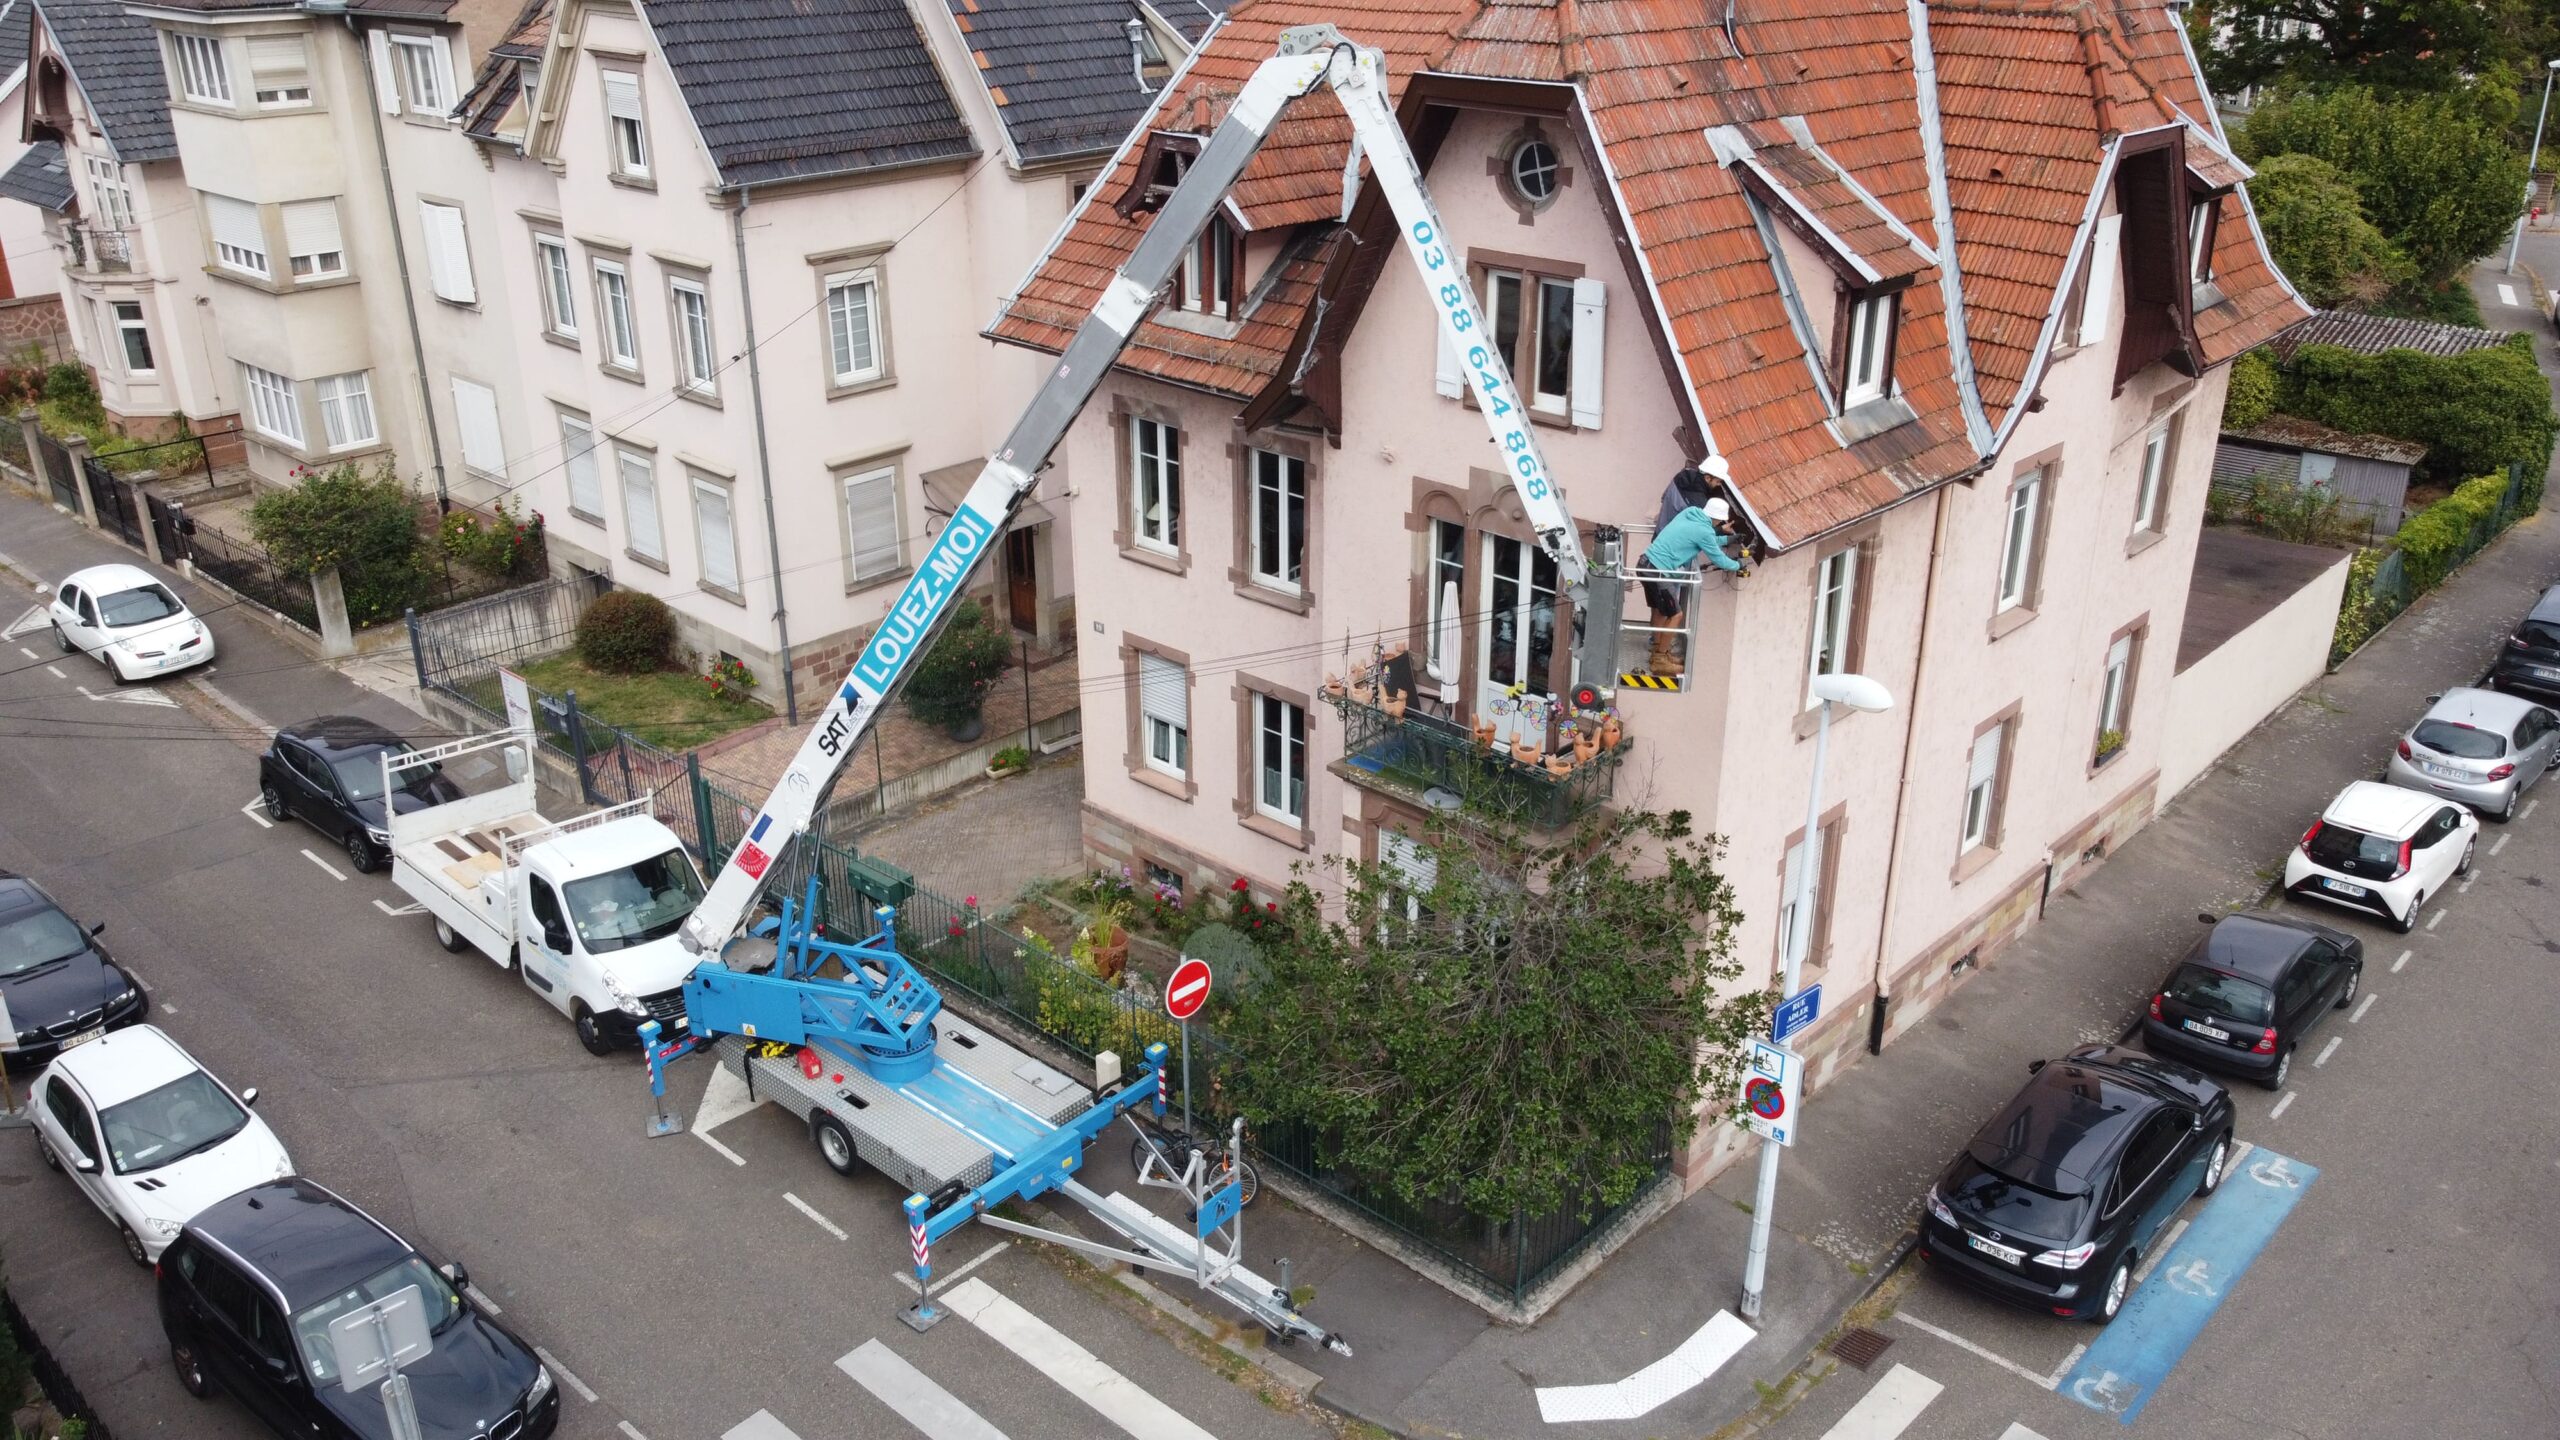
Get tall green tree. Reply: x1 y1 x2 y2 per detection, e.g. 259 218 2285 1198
2245 153 2412 307
2194 0 2534 100
1219 808 1771 1220
2240 85 2529 284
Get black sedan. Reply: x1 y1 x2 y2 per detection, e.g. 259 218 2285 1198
2141 912 2361 1090
1921 1046 2233 1323
0 872 146 1072
258 717 460 874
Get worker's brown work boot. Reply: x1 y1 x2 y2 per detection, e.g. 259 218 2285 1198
1649 615 1685 677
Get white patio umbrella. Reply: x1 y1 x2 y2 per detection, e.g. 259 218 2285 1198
1431 579 1462 705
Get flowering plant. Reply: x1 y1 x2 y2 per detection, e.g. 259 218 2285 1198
701 655 758 705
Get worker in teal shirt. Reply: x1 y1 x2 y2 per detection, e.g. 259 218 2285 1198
1642 494 1745 677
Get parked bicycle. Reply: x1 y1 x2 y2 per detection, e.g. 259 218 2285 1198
1129 1117 1262 1208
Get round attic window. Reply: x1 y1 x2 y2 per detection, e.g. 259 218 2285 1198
1508 139 1561 207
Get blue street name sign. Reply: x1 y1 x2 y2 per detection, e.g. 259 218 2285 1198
1772 985 1822 1045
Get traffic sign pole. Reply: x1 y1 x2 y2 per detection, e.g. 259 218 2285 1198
1164 955 1214 1144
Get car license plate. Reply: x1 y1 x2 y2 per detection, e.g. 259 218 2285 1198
2182 1018 2230 1042
2321 878 2367 897
1966 1232 2024 1263
59 1027 103 1051
2421 761 2465 781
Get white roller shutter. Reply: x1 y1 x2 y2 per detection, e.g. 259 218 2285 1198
368 29 401 115
1379 831 1437 889
1138 652 1186 729
1433 320 1461 398
1968 724 2002 790
449 377 503 475
561 416 601 517
1569 276 1607 429
842 467 900 579
419 202 475 304
602 70 641 121
693 478 739 594
207 194 264 264
281 199 340 260
620 449 663 561
2079 214 2120 347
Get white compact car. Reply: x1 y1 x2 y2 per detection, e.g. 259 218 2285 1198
2283 780 2476 934
48 562 215 681
29 1025 291 1263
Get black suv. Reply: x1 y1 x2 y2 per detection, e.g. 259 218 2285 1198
158 1179 557 1440
1921 1046 2233 1323
258 717 460 875
0 872 145 1072
2141 912 2362 1089
2490 584 2560 702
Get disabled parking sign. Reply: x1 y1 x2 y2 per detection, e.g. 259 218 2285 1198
1738 1041 1801 1146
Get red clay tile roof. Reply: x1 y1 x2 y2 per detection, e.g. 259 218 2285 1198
1724 120 1936 286
991 0 2305 546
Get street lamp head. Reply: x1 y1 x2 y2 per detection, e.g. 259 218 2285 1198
1809 671 1894 714
2546 57 2559 68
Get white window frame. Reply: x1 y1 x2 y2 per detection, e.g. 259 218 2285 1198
2188 199 2215 284
248 34 311 108
1996 468 2043 613
2097 634 2134 743
1777 826 1825 970
282 199 344 280
169 32 232 106
1843 292 1892 408
206 194 269 278
1807 544 1857 700
594 259 638 371
825 269 883 386
560 412 602 520
1426 517 1466 684
243 363 302 447
670 277 716 395
315 371 377 452
387 33 451 115
1249 448 1305 595
535 235 577 338
1178 214 1236 317
1130 415 1180 554
1530 275 1575 412
1254 692 1307 826
602 69 649 179
690 474 740 596
1139 652 1189 780
839 464 903 584
2133 421 2171 534
1961 722 2004 852
84 158 132 232
111 301 153 375
618 446 663 563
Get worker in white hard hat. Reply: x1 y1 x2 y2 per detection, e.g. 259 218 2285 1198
1639 466 1746 678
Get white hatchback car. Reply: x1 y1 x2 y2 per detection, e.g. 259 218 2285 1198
29 1025 291 1263
2283 780 2477 934
48 562 215 681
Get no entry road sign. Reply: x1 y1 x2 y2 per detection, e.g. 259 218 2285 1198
1165 957 1213 1021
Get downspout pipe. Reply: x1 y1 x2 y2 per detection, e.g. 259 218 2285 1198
729 184 798 723
346 10 452 512
1866 480 1952 1052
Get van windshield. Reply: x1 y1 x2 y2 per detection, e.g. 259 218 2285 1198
2306 823 2400 879
563 849 703 953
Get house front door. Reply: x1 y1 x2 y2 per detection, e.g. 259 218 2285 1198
1478 534 1558 748
1005 527 1039 634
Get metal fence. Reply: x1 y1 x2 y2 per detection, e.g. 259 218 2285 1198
185 518 320 632
3 1285 121 1440
412 574 601 693
35 433 75 510
2330 463 2535 665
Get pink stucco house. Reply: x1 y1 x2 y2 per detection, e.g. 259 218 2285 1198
993 0 2306 1184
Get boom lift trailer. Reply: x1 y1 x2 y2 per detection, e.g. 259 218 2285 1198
647 24 1653 1350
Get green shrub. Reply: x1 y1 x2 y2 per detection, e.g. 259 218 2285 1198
2221 351 2279 431
2275 337 2556 484
576 590 678 674
438 495 546 578
42 362 101 426
2392 473 2512 591
904 599 1012 729
2330 546 2398 662
247 462 425 624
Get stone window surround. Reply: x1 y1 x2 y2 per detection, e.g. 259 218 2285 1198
1485 116 1573 224
581 236 643 383
683 458 745 606
1119 630 1197 803
2127 380 2195 557
595 55 656 191
1233 671 1315 851
1775 801 1850 982
1402 470 1577 724
1228 431 1318 615
1109 392 1189 575
1794 516 1882 739
384 27 457 129
1988 443 2063 642
833 443 915 597
657 253 720 409
1952 699 2023 884
809 241 897 400
609 430 668 573
2089 612 2150 776
198 194 358 298
1462 248 1585 430
551 397 605 527
162 24 326 120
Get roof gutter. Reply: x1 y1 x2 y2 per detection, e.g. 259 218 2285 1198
729 183 797 724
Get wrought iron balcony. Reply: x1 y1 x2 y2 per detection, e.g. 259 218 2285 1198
68 226 133 274
1327 692 1625 830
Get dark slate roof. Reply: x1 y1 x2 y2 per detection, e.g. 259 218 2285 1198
0 2 31 87
641 0 974 187
31 0 174 161
2267 309 2513 362
947 0 1160 162
461 53 519 141
1149 0 1224 44
137 0 453 11
0 138 71 210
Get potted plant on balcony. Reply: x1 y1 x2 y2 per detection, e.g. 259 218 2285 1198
2093 728 2126 765
905 599 1013 742
1073 893 1132 983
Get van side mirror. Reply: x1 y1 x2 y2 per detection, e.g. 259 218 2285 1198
2026 1058 2048 1074
72 1154 96 1173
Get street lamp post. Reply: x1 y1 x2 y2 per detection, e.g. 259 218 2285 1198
2505 59 2560 276
1739 670 1893 1324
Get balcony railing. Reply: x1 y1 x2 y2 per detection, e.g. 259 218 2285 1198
1328 693 1625 830
68 226 134 274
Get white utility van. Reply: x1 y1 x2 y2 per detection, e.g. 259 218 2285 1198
386 729 704 1054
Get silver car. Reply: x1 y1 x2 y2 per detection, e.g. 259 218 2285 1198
2385 687 2560 822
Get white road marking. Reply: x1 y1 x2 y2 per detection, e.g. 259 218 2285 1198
723 1413 801 1440
2269 1090 2297 1119
696 1130 747 1167
2425 908 2445 930
15 647 33 660
943 1276 1217 1440
692 1063 760 1135
2133 1219 2191 1284
838 1339 1012 1440
370 898 426 916
2392 948 2412 973
2314 1036 2343 1067
1817 1363 1941 1439
1998 1426 2054 1440
2351 992 2377 1023
464 1284 500 1315
785 1192 847 1241
619 1424 651 1440
2044 1344 2087 1391
898 1238 1013 1294
2524 799 2540 821
2491 832 2512 856
44 664 62 678
240 796 272 829
75 683 174 707
2 605 46 639
1889 1312 2054 1390
2500 283 2521 306
1531 1310 1755 1423
301 849 347 881
531 1347 596 1403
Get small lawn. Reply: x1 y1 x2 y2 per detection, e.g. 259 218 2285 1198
460 653 771 751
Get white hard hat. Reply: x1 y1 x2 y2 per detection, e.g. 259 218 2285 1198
1703 497 1733 523
1699 455 1733 482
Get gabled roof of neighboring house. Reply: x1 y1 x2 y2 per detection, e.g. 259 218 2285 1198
1148 0 1225 45
134 0 455 13
29 0 176 162
2224 414 2427 465
988 0 2307 548
0 2 31 90
0 137 70 209
2265 309 2514 362
641 0 975 187
460 0 544 141
944 0 1172 164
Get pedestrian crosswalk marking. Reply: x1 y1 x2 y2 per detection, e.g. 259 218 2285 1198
838 1339 1011 1440
942 1276 1214 1440
1533 1310 1754 1423
1816 1363 1941 1439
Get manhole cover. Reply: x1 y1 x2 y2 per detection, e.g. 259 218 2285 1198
1830 1326 1894 1371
